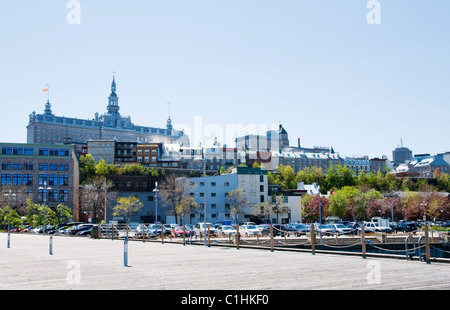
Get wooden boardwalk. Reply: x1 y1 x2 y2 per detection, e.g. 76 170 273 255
1 233 449 290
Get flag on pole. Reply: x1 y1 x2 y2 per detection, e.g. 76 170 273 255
43 88 49 92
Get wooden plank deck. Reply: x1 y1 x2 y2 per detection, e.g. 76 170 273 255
1 233 449 290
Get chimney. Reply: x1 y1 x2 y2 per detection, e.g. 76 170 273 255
298 138 301 148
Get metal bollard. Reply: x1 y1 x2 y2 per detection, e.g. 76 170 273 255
361 225 366 259
124 237 128 267
270 225 274 252
49 236 53 255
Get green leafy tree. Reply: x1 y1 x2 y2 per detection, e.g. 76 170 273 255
79 154 96 184
56 204 73 226
113 196 143 237
0 206 22 230
329 191 348 219
270 164 298 190
95 159 118 177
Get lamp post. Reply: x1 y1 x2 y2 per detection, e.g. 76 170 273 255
38 182 52 236
318 185 323 246
153 181 158 224
4 190 16 248
421 203 427 223
203 148 207 247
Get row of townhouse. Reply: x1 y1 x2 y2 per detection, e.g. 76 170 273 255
87 138 389 176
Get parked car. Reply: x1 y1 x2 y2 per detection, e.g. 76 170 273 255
360 222 392 233
217 225 237 237
329 224 354 235
287 223 311 236
240 224 262 236
69 224 95 235
194 223 218 236
171 226 193 238
315 224 335 236
256 224 271 236
272 224 293 237
76 225 97 236
393 222 417 233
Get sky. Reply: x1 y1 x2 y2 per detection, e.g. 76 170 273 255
0 0 449 160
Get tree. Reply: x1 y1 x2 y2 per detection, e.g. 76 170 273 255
79 154 96 184
95 159 118 178
296 167 325 188
269 164 298 190
354 188 383 220
79 177 115 223
56 204 73 226
113 196 143 237
175 196 198 225
329 191 348 219
366 198 390 219
0 206 22 230
253 194 288 224
159 175 193 224
226 188 247 224
303 195 330 223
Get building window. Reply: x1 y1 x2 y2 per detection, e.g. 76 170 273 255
12 174 22 185
1 174 11 185
38 174 47 186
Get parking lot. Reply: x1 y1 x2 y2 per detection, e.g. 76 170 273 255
1 233 450 290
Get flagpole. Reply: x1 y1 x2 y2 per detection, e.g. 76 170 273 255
47 84 50 101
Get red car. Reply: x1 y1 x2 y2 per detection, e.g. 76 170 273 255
171 226 193 238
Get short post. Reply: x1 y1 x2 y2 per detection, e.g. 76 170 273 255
111 223 114 241
49 236 53 255
310 223 315 255
183 224 186 246
236 225 240 250
124 237 128 267
425 224 431 264
270 224 274 252
143 224 146 243
361 225 366 259
207 224 211 247
161 224 164 245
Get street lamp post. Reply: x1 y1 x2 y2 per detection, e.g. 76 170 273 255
4 190 16 248
38 182 52 236
203 148 207 247
153 181 158 224
421 203 427 223
318 185 323 245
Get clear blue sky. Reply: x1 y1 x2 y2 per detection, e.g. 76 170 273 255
1 0 449 160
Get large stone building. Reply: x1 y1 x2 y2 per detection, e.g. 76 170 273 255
27 77 190 148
